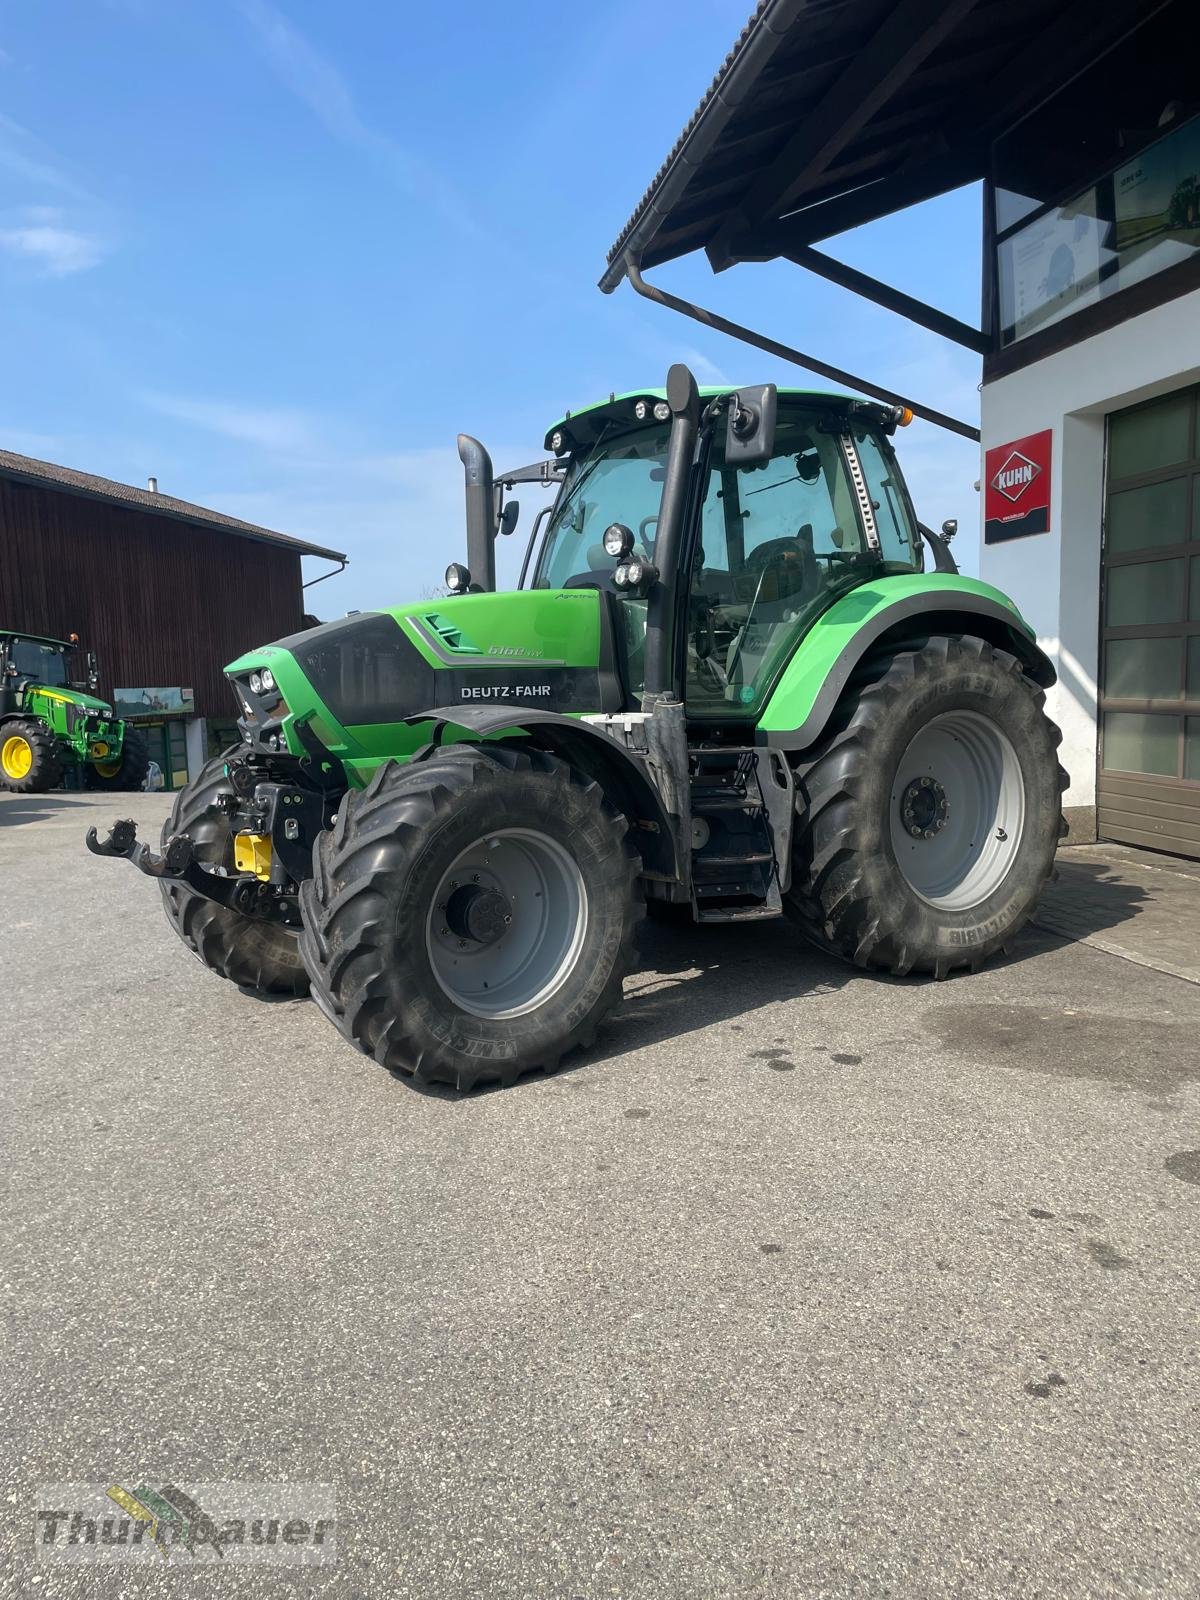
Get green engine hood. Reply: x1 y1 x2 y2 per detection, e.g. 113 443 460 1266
227 589 619 772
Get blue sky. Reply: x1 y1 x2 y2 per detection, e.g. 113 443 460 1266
1 0 985 611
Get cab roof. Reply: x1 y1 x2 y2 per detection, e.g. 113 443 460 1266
0 629 69 648
545 384 873 452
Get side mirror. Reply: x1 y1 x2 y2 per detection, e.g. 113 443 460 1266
724 385 777 467
498 500 520 537
941 518 958 542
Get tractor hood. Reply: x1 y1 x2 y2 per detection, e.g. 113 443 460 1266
226 589 623 765
29 685 114 717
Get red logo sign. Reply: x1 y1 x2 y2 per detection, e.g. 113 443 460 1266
984 429 1052 543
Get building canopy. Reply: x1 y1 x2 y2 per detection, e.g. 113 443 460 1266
601 0 1161 290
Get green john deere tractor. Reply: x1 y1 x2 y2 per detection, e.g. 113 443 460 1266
1 630 150 793
88 367 1066 1090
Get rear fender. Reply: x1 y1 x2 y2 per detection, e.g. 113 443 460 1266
402 705 681 880
758 578 1054 752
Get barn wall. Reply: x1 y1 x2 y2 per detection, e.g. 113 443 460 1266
0 479 306 718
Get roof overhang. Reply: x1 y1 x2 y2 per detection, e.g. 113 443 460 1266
601 0 1168 291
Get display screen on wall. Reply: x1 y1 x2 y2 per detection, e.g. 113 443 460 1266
996 112 1200 346
997 192 1111 343
114 686 195 718
1113 116 1200 291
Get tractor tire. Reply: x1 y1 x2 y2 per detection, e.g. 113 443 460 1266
785 635 1067 978
159 751 309 996
299 744 643 1092
0 719 63 793
85 725 151 791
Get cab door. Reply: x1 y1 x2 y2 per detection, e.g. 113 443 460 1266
684 408 865 717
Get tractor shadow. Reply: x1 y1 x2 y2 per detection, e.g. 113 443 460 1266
410 856 1150 1097
1032 854 1153 944
0 793 96 828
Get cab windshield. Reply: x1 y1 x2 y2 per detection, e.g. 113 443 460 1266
8 638 69 686
534 424 670 588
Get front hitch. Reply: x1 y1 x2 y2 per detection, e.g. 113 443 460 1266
84 818 300 927
86 818 194 878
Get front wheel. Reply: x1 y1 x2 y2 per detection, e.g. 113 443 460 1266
159 751 309 995
85 725 150 791
0 719 62 793
299 744 643 1091
785 636 1067 977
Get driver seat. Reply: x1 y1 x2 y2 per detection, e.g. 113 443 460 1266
755 524 820 606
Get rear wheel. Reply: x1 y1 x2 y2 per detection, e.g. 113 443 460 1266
299 744 642 1091
0 719 62 793
85 726 151 791
159 751 309 995
785 636 1067 977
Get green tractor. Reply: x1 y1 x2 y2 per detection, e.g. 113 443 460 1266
88 367 1065 1089
1 630 150 794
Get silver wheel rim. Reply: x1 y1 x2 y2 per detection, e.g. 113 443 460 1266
425 828 588 1019
889 711 1025 910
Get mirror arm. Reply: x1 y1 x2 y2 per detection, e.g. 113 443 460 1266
918 522 959 575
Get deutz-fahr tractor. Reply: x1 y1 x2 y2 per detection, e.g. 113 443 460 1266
1 630 149 793
88 367 1066 1090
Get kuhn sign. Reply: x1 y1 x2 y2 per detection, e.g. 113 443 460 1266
984 430 1052 543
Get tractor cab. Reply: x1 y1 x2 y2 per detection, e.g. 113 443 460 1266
1 631 72 696
525 387 928 721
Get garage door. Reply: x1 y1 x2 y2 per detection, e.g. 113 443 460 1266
1098 385 1200 858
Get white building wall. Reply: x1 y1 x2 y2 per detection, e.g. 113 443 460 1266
978 287 1200 833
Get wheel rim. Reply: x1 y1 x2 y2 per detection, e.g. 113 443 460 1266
425 828 588 1019
1 734 32 780
889 710 1025 910
94 757 122 779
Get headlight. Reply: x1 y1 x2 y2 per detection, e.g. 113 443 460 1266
260 668 275 692
634 400 649 421
653 400 670 422
603 522 633 559
249 671 263 694
445 562 471 593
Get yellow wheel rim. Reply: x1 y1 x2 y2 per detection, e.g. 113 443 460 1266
1 734 33 780
94 757 123 779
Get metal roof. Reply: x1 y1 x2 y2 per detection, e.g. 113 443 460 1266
0 446 347 563
601 0 1165 289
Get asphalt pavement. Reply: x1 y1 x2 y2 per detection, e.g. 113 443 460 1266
2 790 1199 1598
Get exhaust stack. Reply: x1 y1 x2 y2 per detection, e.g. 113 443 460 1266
457 434 496 592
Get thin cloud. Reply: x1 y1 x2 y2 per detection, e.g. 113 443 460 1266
238 0 482 240
0 112 93 202
0 209 106 276
140 392 320 453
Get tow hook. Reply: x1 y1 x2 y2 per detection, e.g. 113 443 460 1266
85 818 195 878
84 817 301 927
